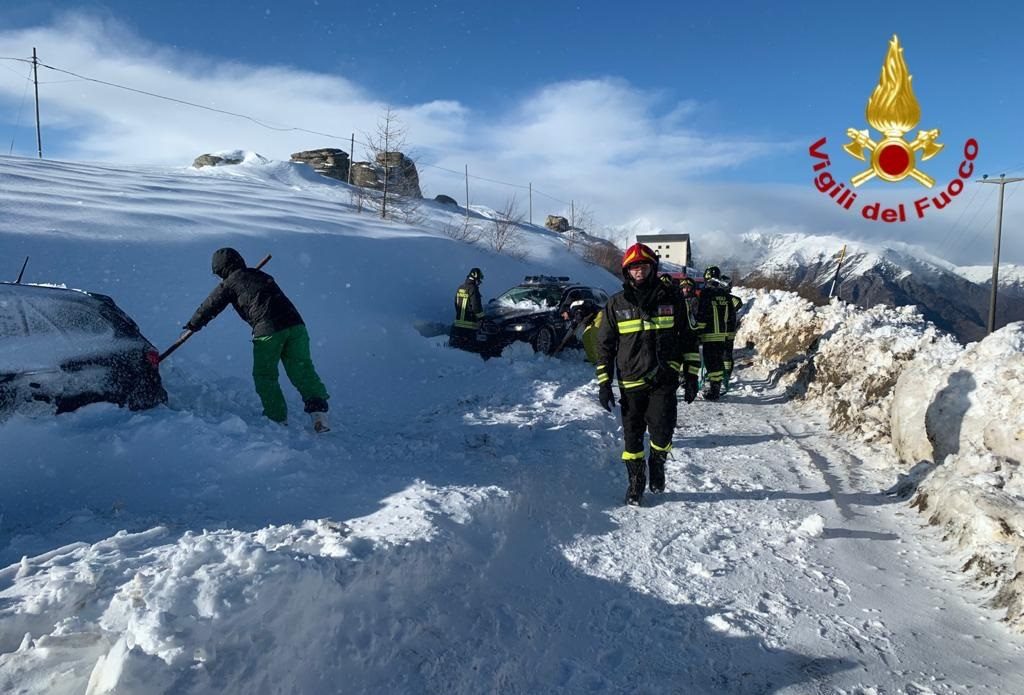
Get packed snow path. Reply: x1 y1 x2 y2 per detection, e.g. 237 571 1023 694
2 347 1023 694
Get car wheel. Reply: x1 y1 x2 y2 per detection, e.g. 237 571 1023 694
532 326 556 355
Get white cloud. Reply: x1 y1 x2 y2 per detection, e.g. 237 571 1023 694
0 13 1019 265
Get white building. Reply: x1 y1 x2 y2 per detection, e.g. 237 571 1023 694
636 233 691 269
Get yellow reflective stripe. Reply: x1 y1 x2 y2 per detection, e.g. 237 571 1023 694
687 366 703 375
650 440 672 453
622 450 645 461
454 319 480 329
705 370 724 380
683 352 701 361
597 373 611 384
667 361 681 372
618 319 675 335
620 379 646 390
701 333 727 342
618 318 643 334
596 364 608 373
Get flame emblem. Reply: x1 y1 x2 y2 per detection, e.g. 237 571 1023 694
843 35 943 187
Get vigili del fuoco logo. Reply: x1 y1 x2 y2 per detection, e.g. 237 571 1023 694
808 35 978 223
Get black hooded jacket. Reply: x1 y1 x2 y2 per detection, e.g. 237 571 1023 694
186 248 304 337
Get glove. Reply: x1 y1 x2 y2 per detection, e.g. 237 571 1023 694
598 382 615 411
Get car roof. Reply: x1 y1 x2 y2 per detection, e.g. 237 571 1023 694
0 281 142 340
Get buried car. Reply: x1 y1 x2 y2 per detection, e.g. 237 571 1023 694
0 282 167 415
479 276 608 355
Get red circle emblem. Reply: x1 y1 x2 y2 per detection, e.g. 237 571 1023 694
878 143 910 177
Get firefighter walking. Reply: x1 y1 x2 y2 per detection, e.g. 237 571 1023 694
695 265 732 401
596 244 685 506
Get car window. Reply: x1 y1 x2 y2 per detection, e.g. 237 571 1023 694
562 289 584 307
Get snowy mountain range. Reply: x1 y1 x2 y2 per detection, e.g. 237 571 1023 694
598 224 1024 343
718 233 1024 343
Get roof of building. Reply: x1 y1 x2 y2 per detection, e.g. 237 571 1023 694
636 233 690 243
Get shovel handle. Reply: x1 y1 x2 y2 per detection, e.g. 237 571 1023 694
158 253 273 363
158 330 193 362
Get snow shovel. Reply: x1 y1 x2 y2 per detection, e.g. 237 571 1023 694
158 253 272 363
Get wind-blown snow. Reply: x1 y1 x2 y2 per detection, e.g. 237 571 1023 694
2 154 1024 694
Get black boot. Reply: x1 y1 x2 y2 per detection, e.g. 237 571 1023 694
648 450 667 493
704 381 721 401
624 460 646 506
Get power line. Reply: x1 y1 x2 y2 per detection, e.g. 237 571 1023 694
35 59 356 141
23 55 581 208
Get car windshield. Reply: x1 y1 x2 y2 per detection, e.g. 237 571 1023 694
494 286 563 310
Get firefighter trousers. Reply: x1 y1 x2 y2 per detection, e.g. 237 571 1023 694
619 381 677 457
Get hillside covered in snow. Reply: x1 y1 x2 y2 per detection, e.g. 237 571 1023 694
1 154 1023 694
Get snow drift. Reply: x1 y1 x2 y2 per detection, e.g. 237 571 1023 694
738 288 1024 629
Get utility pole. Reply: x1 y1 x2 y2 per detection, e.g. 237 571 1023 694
977 175 1024 334
347 133 354 185
464 164 470 225
828 244 847 299
32 47 42 158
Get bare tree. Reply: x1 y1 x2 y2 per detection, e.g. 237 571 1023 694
362 106 423 221
441 215 482 244
566 202 597 253
485 195 525 256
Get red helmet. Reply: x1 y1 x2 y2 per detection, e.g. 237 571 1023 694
621 243 658 271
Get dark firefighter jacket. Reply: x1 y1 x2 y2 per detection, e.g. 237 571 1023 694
187 248 304 338
595 280 684 391
695 286 732 343
726 294 744 338
453 279 484 330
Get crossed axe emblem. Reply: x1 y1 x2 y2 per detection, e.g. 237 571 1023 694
843 128 943 187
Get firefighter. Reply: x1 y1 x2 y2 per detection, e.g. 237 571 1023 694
721 275 744 392
677 277 702 403
596 244 685 505
450 267 485 353
695 265 732 401
183 248 330 432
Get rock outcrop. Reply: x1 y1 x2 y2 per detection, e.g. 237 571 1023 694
290 148 351 182
192 153 245 168
545 215 570 233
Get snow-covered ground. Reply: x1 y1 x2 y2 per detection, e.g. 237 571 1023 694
2 154 1023 694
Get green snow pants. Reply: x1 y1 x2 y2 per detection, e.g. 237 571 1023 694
252 324 329 422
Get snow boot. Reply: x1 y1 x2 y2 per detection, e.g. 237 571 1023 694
624 459 646 506
648 449 668 493
310 411 331 434
704 381 721 401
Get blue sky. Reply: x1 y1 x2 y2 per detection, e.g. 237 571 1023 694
1 1 1022 264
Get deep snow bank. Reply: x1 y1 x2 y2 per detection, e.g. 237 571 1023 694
738 288 1024 628
0 485 512 694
